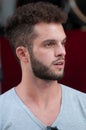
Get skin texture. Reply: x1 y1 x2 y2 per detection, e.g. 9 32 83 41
30 23 66 80
15 23 66 126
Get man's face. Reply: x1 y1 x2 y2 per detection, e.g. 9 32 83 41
29 23 66 80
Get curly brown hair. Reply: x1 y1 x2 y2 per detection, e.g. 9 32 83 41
5 1 67 51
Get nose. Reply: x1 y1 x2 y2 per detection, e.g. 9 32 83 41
54 43 66 57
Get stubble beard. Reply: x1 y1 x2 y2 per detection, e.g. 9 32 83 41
29 51 64 81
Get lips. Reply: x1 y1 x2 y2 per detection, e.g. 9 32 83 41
53 60 65 69
53 60 65 65
55 61 63 65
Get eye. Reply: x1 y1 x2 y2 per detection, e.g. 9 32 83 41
62 39 66 47
44 40 56 48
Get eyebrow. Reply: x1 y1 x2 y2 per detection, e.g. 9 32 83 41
42 37 67 44
42 39 56 44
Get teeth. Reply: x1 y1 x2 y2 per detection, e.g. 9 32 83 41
56 62 63 65
58 63 62 65
54 60 64 65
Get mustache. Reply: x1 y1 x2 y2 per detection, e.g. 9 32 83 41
52 57 65 65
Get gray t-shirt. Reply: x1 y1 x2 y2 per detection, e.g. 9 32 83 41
0 84 86 130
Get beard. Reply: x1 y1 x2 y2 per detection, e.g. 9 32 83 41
29 51 64 81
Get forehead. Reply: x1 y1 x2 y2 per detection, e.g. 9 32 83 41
33 23 66 41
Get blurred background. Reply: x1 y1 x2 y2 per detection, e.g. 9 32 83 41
0 0 86 94
0 0 86 31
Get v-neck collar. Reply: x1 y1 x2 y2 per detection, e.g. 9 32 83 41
12 84 66 129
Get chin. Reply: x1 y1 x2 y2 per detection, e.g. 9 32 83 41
56 72 64 79
56 69 64 75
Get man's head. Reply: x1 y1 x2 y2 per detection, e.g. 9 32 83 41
5 2 67 80
5 1 67 50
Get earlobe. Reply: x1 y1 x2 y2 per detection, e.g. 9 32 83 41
16 46 29 62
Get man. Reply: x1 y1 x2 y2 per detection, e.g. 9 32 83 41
0 1 86 130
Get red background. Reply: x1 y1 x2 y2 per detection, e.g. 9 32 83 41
0 30 86 93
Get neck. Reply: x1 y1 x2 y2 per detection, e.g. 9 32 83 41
15 77 61 107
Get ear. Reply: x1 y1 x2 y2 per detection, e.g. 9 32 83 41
16 46 29 62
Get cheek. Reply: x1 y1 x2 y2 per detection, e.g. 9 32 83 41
33 45 55 64
36 50 54 65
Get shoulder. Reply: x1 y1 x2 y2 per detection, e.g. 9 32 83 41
0 88 15 107
60 84 86 127
0 88 19 122
61 84 86 95
61 84 86 105
0 88 14 98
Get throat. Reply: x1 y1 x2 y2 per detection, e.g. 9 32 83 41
15 83 62 126
27 95 61 126
25 88 62 126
